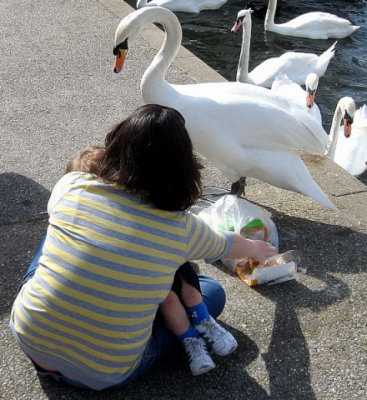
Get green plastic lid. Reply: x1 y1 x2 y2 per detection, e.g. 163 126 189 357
218 219 264 231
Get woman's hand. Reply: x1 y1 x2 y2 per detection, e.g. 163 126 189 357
224 232 277 262
246 239 277 263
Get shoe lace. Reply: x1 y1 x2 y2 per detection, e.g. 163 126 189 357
200 319 226 343
184 338 207 360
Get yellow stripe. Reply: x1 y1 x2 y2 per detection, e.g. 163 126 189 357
49 214 184 267
15 303 147 362
188 217 211 258
44 240 174 286
187 215 201 252
14 313 140 373
23 306 149 350
62 190 187 238
36 268 166 313
55 197 187 252
30 278 157 326
21 292 151 338
193 229 225 260
15 306 149 356
193 224 212 258
76 180 182 222
48 225 179 274
39 253 169 300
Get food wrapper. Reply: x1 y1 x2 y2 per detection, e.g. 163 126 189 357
234 250 306 286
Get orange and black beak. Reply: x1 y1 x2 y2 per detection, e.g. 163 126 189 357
113 39 128 73
306 89 316 109
343 110 353 138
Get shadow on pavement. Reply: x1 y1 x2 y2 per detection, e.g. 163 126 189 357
0 172 50 224
36 324 269 400
0 173 49 315
2 180 367 399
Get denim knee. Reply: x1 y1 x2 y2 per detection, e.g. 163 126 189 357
198 274 226 318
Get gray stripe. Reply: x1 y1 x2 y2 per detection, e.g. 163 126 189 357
43 242 175 291
67 183 187 228
52 201 188 257
28 274 159 325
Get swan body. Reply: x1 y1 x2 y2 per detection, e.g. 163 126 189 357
265 0 360 39
232 9 337 88
113 7 335 209
327 98 367 176
136 0 227 13
271 73 322 124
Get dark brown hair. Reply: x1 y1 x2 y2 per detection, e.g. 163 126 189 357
66 146 106 174
98 104 203 211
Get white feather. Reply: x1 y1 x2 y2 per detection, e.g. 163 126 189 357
233 9 336 88
136 0 227 13
264 0 360 39
114 7 336 209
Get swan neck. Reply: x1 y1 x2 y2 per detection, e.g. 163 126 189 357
265 0 277 29
236 18 251 82
328 104 342 158
140 8 182 102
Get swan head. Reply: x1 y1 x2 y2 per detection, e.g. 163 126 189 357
113 9 144 73
338 97 356 138
231 9 253 32
113 8 158 73
113 7 178 74
305 73 319 109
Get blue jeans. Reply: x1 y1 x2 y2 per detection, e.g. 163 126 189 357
20 234 226 390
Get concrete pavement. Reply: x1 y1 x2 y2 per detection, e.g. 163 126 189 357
1 0 366 399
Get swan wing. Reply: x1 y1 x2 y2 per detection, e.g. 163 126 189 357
333 123 367 176
252 51 321 86
137 0 227 12
354 105 367 129
271 75 322 124
283 12 355 29
274 12 359 39
271 74 305 103
213 146 336 209
172 83 328 155
249 56 295 87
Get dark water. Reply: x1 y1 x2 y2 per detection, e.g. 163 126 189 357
178 0 367 130
126 0 367 183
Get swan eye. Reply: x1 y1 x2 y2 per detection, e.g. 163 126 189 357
344 110 353 125
113 39 128 56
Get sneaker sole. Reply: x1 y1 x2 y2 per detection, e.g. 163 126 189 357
213 340 238 357
191 363 216 376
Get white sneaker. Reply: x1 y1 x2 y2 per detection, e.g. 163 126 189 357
195 316 238 356
183 337 216 376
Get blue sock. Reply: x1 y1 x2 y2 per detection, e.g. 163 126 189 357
187 302 210 325
178 324 200 342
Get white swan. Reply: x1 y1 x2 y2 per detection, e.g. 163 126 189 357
271 73 322 124
113 7 336 209
136 0 227 13
327 98 367 176
232 9 337 88
264 0 360 39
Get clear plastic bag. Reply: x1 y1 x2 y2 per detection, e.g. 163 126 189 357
198 194 279 249
198 195 305 286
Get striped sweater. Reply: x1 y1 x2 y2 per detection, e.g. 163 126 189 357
10 172 231 390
